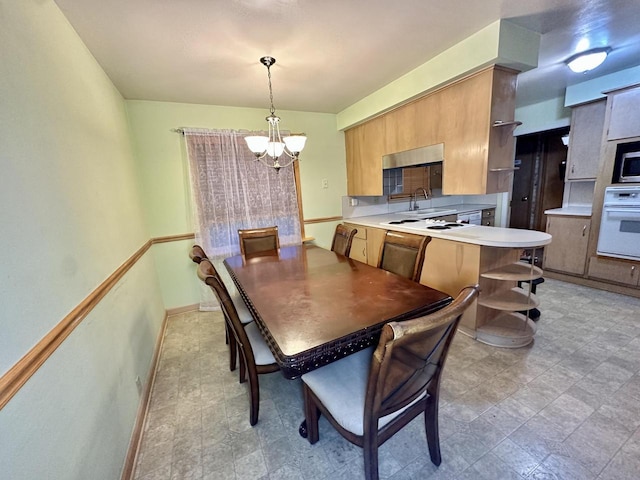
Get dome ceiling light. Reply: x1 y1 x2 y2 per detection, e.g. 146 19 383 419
565 47 612 73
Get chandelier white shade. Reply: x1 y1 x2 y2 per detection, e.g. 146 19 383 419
245 56 307 172
565 47 611 73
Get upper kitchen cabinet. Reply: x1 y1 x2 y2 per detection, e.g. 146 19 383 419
345 115 385 196
565 100 606 181
441 66 518 194
606 84 640 141
344 65 519 196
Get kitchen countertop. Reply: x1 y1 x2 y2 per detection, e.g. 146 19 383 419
345 212 551 248
544 206 592 217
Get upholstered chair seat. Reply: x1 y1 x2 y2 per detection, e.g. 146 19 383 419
301 347 425 436
244 321 276 365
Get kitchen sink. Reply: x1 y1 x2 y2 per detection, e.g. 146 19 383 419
398 207 457 216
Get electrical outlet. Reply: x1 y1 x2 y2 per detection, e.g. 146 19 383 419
321 178 329 189
135 375 142 394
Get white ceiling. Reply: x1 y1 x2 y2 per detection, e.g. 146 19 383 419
54 0 640 114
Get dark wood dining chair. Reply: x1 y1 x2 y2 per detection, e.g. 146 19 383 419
197 259 280 426
377 230 431 282
238 226 280 256
190 246 253 375
301 285 479 480
331 224 358 257
189 244 208 264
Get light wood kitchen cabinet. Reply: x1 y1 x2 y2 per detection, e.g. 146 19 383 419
366 226 386 267
588 256 640 286
344 224 386 267
543 216 591 275
345 65 518 196
345 116 385 196
346 224 368 264
607 84 640 141
566 100 607 180
443 66 518 195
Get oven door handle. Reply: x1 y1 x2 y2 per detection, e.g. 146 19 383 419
604 208 640 213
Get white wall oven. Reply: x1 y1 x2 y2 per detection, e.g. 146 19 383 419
597 186 640 260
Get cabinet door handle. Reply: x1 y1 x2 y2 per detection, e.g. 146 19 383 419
582 225 587 236
632 265 637 277
571 165 575 174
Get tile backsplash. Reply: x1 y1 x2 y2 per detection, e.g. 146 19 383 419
383 169 404 195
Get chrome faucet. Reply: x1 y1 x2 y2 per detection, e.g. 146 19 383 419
411 187 430 210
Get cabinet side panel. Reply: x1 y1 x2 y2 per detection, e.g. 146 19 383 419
485 68 519 194
421 239 481 333
366 226 387 267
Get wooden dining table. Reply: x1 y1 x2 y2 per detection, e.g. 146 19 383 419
224 244 452 379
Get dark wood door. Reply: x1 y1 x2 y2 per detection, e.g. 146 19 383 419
510 128 568 231
510 136 536 230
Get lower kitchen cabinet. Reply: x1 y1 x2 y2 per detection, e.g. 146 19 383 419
344 224 386 266
544 215 591 275
365 226 386 267
588 256 640 286
345 223 367 264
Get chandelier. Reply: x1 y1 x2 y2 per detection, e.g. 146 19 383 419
245 56 307 172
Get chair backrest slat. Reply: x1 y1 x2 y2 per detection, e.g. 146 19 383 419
238 226 280 256
365 285 479 420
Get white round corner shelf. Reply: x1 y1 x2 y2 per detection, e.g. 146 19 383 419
478 287 540 311
480 262 543 282
476 312 537 348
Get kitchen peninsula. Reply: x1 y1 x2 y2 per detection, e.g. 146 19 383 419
344 212 551 347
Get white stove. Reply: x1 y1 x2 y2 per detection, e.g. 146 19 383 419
379 218 478 231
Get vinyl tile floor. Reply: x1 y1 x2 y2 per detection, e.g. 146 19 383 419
133 278 640 480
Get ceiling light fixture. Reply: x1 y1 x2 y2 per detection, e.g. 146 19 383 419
565 47 611 73
245 56 307 172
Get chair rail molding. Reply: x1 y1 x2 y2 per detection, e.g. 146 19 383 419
0 233 195 410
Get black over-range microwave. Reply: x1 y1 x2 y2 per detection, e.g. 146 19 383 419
612 140 640 183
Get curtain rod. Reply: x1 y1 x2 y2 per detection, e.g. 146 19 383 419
171 128 257 136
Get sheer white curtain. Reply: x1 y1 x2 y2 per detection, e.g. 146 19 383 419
184 128 302 308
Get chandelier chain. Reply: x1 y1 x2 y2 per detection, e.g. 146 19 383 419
266 62 276 116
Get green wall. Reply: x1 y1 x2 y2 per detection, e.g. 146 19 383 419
564 65 640 106
126 100 347 308
336 19 540 130
514 96 571 136
0 2 166 479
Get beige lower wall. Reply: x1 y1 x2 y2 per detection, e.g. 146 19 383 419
0 3 166 479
